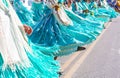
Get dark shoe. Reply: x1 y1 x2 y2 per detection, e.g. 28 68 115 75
54 56 58 60
77 47 86 51
57 72 63 77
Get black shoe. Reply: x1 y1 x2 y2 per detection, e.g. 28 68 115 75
54 56 58 60
77 47 86 51
57 72 63 77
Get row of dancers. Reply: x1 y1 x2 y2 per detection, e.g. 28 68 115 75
0 0 119 78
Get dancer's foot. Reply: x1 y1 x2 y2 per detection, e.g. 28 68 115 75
54 56 58 60
57 71 63 77
77 46 86 51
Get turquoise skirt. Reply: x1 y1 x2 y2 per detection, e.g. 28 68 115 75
0 45 60 78
29 6 104 56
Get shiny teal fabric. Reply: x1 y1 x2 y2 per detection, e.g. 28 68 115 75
13 0 35 27
91 1 118 18
0 49 60 78
29 1 104 56
58 0 65 3
72 1 110 23
65 9 104 40
29 3 90 56
31 1 45 22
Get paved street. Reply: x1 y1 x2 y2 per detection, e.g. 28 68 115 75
58 16 120 78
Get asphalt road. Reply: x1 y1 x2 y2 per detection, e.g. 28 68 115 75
58 16 120 78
